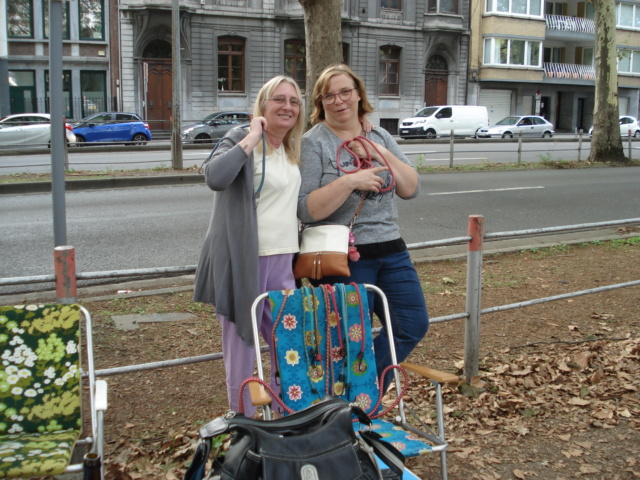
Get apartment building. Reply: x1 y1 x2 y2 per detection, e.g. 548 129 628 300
469 1 640 133
115 0 471 133
3 0 112 121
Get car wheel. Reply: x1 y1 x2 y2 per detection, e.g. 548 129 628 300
195 133 212 144
75 135 86 146
424 129 437 140
542 131 553 138
502 132 513 139
634 131 640 138
131 133 147 145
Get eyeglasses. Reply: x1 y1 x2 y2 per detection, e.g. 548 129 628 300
321 88 357 105
268 96 301 107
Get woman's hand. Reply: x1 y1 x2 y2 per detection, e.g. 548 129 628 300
360 116 373 133
239 116 266 153
348 166 388 193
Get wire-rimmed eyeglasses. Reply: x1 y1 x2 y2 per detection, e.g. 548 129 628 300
321 88 357 105
268 96 301 107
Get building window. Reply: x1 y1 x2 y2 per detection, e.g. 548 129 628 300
617 2 640 29
543 47 565 63
7 0 33 37
218 37 245 92
483 37 541 67
80 71 107 118
381 0 401 10
285 40 306 92
427 0 458 14
8 71 36 113
79 0 104 40
379 46 400 95
618 49 640 74
545 2 565 15
43 1 70 39
485 0 542 17
45 70 73 119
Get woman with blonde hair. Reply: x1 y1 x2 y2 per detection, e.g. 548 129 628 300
194 76 304 415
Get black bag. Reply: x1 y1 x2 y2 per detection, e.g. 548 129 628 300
184 397 404 480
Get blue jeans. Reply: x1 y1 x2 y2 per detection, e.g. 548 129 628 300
315 250 429 391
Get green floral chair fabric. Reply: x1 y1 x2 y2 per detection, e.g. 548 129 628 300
0 304 82 478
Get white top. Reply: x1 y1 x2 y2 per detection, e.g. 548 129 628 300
253 143 301 255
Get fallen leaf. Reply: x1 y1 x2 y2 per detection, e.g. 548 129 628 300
513 468 526 479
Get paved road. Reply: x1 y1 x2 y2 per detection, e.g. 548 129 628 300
0 135 615 173
1 166 638 298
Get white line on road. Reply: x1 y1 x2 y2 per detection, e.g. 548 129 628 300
429 186 545 195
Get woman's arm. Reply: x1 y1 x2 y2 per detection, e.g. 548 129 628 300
203 118 265 191
305 166 387 221
347 131 419 199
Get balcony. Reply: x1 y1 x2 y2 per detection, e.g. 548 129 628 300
543 62 595 81
545 14 595 34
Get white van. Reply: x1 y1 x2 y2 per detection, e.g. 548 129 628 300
399 105 489 139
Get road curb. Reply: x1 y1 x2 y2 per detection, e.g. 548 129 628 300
0 174 205 195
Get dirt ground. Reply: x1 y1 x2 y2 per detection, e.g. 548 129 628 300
77 235 639 480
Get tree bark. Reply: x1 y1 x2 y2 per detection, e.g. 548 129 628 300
299 0 343 128
588 0 627 163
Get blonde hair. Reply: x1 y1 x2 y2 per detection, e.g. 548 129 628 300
253 76 304 165
310 64 373 126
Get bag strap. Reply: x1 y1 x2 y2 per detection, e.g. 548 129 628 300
359 429 405 478
183 438 212 480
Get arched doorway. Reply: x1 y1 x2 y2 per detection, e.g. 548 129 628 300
424 55 448 106
143 39 172 132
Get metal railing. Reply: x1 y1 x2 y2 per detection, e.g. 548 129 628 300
543 62 595 80
2 216 638 383
545 14 595 34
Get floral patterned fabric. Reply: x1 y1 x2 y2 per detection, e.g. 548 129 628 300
0 304 82 478
269 284 380 415
268 284 433 459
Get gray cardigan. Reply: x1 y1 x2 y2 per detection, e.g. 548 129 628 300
193 127 260 346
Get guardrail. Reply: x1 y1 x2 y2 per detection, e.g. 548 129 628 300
2 216 638 383
2 133 639 172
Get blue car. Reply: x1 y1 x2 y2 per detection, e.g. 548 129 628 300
73 112 152 145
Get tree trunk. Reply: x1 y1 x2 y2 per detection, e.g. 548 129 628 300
588 0 627 163
299 0 343 128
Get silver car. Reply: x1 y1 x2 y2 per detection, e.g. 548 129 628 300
181 111 250 144
477 115 555 139
0 113 77 147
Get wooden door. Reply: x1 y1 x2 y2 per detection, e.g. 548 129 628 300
424 74 447 106
145 61 172 132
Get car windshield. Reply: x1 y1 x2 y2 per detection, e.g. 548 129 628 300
414 107 439 118
201 113 222 123
495 116 520 126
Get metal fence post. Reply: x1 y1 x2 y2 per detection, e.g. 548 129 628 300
55 246 77 303
449 130 454 167
517 130 523 165
464 215 484 383
577 129 583 162
628 132 632 160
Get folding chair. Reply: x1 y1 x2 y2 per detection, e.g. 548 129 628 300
248 283 458 480
0 304 108 479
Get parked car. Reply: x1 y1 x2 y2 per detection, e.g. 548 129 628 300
0 113 76 147
588 116 640 138
181 111 250 144
73 112 152 145
476 115 555 139
399 105 489 139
